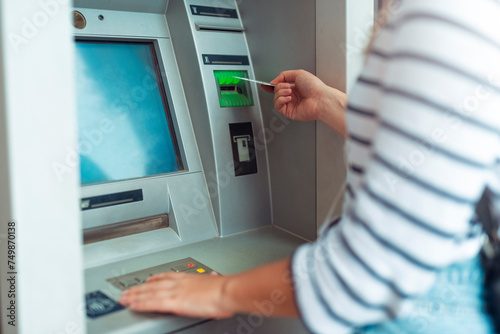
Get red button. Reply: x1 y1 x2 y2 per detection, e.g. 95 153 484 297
187 263 195 267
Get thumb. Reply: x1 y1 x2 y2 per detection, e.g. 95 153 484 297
261 84 275 94
270 69 305 85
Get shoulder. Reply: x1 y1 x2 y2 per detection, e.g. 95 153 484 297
377 0 500 85
390 0 500 39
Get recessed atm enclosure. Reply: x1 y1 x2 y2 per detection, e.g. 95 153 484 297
70 1 308 333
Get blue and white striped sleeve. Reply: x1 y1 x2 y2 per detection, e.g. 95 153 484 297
292 1 500 332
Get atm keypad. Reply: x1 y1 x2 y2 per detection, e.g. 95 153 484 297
106 257 214 291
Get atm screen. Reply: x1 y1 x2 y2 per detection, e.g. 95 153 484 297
75 41 183 185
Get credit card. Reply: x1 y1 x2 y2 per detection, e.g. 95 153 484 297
232 76 275 87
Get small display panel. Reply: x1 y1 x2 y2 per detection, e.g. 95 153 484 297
214 70 254 108
75 41 183 185
190 5 238 18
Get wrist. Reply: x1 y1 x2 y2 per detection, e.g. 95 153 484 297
317 87 348 138
317 87 346 123
218 275 239 315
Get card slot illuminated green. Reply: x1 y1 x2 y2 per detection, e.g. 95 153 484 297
214 70 254 108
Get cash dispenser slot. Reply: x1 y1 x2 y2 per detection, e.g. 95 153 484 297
83 214 169 244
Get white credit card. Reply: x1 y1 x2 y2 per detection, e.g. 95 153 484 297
232 76 275 87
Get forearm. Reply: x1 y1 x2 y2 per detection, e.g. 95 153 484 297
222 258 299 317
317 87 348 138
269 70 348 138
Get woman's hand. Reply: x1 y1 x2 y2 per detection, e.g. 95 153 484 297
119 258 298 319
119 271 234 319
263 70 326 122
263 70 348 138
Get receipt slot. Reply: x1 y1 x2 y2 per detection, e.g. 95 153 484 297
230 123 257 176
235 136 250 162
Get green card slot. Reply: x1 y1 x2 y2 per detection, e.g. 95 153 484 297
214 70 254 108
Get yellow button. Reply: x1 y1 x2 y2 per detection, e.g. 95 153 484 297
196 268 205 273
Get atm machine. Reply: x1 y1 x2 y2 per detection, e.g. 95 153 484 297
72 0 311 333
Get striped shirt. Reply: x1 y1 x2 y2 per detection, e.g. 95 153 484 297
292 0 500 332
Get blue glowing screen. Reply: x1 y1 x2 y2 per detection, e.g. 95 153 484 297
75 42 181 185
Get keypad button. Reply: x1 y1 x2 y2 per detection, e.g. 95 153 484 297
172 263 198 272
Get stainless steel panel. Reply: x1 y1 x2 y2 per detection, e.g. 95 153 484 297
179 317 311 334
74 0 168 14
167 0 273 236
75 12 211 234
83 172 218 268
74 9 170 38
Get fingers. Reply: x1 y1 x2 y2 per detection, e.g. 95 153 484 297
121 288 175 307
129 278 177 293
146 271 178 282
263 70 302 94
118 271 235 319
263 69 307 95
125 292 179 313
146 269 220 282
127 298 166 313
273 83 293 112
270 69 307 86
132 299 181 313
120 279 179 306
120 271 220 307
261 84 275 94
275 82 292 91
274 96 292 114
